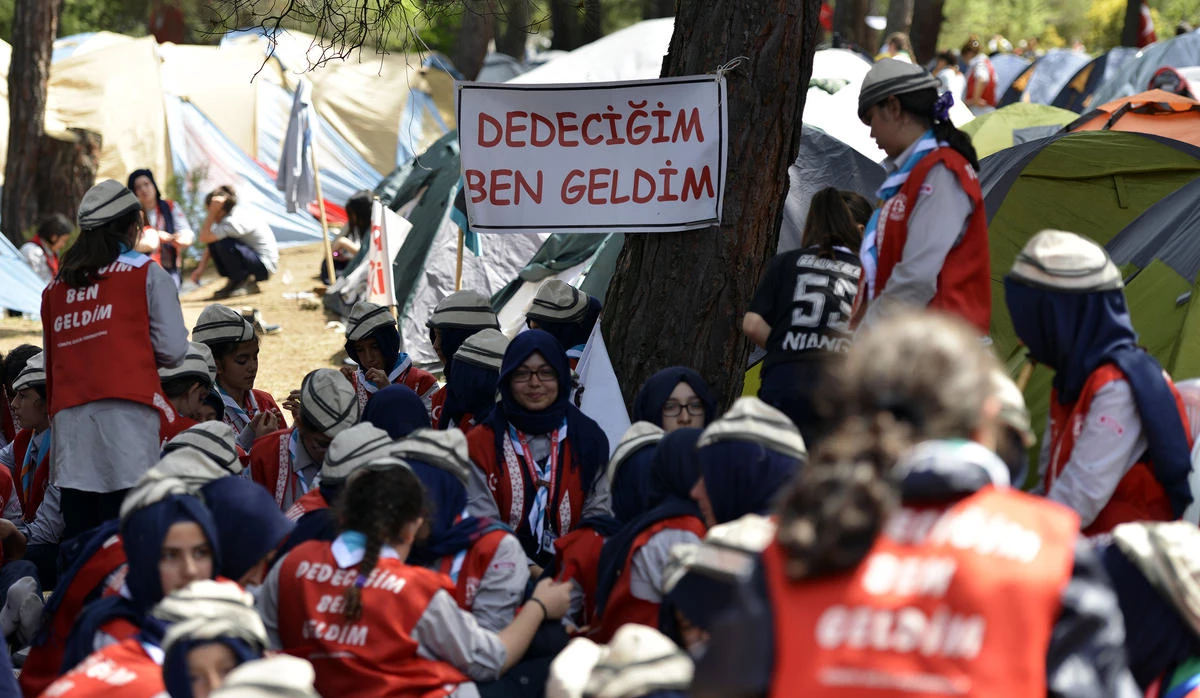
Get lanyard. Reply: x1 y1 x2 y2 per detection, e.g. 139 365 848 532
508 425 562 495
220 385 259 429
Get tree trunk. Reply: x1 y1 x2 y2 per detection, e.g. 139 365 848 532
582 0 603 44
549 0 584 50
36 129 102 226
601 0 822 410
1121 0 1141 47
4 0 58 245
641 0 675 19
452 0 497 81
833 0 868 51
908 0 945 65
495 0 530 60
884 0 914 41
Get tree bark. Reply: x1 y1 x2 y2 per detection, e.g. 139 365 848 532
908 0 945 65
4 0 59 245
601 0 822 410
36 129 102 227
452 0 497 81
549 0 584 50
495 0 530 60
582 0 603 44
833 0 868 50
641 0 675 19
1121 0 1141 47
884 0 914 42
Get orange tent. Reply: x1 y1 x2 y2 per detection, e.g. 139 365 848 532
1065 89 1200 148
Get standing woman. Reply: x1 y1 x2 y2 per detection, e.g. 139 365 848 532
852 59 990 334
743 188 865 445
129 168 195 287
466 330 611 574
20 214 73 286
42 180 189 540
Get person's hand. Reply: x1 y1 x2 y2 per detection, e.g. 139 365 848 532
0 519 27 560
249 410 279 438
364 367 389 387
282 390 302 423
158 231 174 243
0 519 21 541
339 366 356 382
529 578 572 620
528 563 544 580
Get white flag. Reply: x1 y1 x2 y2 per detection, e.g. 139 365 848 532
276 79 317 213
576 319 630 456
366 199 412 307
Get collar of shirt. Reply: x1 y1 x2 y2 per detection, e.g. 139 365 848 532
883 135 926 175
331 531 403 569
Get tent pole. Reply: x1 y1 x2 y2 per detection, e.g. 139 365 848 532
312 147 336 290
455 226 464 291
1015 359 1035 391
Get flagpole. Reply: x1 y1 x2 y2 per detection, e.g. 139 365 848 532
311 147 336 290
455 226 464 291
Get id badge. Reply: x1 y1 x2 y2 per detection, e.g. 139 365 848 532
541 528 558 555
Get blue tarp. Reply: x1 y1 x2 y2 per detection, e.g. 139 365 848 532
0 236 44 315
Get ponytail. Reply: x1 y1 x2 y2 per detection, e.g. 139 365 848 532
801 187 863 259
336 465 426 621
896 88 980 171
774 414 907 580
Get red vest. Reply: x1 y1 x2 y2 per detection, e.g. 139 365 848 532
21 531 128 698
967 56 998 107
249 428 304 510
276 540 469 697
221 389 288 431
352 366 440 412
553 526 608 629
285 488 329 522
857 148 991 334
430 386 447 426
467 424 588 559
157 408 197 451
1 393 15 444
1047 364 1187 536
436 529 509 613
41 254 167 416
40 637 164 698
592 515 707 644
763 487 1078 697
10 429 50 523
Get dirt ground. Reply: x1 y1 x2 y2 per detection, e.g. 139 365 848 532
0 242 349 402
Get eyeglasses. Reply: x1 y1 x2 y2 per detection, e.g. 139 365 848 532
663 400 705 417
511 366 557 384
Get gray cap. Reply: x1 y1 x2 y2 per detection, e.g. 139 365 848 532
345 300 396 341
1114 522 1200 640
527 280 589 324
426 290 499 330
77 179 141 230
119 474 193 523
607 421 664 485
991 369 1035 448
11 352 45 392
393 428 473 486
193 304 256 346
152 580 263 636
697 397 807 460
320 422 398 483
300 368 359 437
162 421 242 475
158 342 217 387
1008 230 1123 293
211 656 320 698
453 328 510 371
547 624 694 698
858 58 941 120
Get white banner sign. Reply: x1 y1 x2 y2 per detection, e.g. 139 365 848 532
457 76 727 234
366 199 413 307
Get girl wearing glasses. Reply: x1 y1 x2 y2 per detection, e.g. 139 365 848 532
466 330 612 575
633 367 718 433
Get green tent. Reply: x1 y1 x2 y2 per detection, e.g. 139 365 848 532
960 103 1079 158
980 131 1200 479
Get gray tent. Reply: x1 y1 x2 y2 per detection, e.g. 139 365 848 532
999 49 1092 106
1090 31 1200 106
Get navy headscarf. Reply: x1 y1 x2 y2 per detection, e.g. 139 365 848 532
697 441 800 525
407 460 508 567
439 357 499 430
1006 280 1193 516
1101 543 1198 689
483 330 609 492
611 445 660 525
164 636 262 698
633 367 719 429
535 296 602 351
200 477 294 582
435 326 481 379
62 495 221 672
345 320 402 374
362 385 431 439
595 428 704 619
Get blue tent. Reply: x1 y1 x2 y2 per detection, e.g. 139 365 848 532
999 49 1091 107
1052 48 1138 112
0 236 45 315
